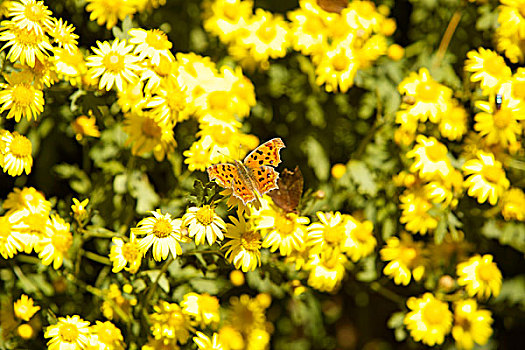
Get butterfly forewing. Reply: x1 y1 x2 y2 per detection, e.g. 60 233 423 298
244 138 285 168
251 166 279 195
207 164 237 189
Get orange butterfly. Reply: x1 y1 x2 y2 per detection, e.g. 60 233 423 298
207 138 286 206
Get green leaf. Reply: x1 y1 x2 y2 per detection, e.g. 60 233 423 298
128 171 160 214
347 160 377 196
302 136 330 181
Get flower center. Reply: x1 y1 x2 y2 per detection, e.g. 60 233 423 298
512 80 525 100
103 52 124 72
356 1 375 19
484 55 506 77
141 118 162 138
10 135 32 158
223 4 238 21
353 223 371 242
275 215 295 235
415 81 437 102
401 247 417 264
332 52 349 71
207 91 229 110
153 56 172 76
25 3 46 21
426 142 447 162
422 300 446 325
12 84 34 107
51 230 73 253
477 261 496 282
145 30 172 50
482 165 503 184
210 127 231 146
323 223 345 244
59 323 79 343
256 24 277 44
167 91 186 112
122 242 140 262
241 231 262 251
153 218 173 238
196 205 215 226
493 109 512 129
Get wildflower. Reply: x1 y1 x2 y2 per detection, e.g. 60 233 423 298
404 293 453 346
452 299 493 350
13 294 40 321
133 210 183 262
0 75 44 122
407 135 452 180
48 18 78 53
307 211 352 256
387 43 404 60
71 198 89 223
345 218 376 262
0 214 26 259
117 80 146 112
72 114 101 141
53 47 87 86
123 111 176 161
17 324 34 340
465 48 511 93
13 208 49 253
457 254 502 299
331 163 347 179
181 293 221 328
109 233 142 273
227 294 267 334
0 20 53 67
223 215 262 272
1 131 33 176
85 0 136 30
8 0 53 36
145 76 192 125
306 253 347 293
399 188 438 235
497 0 525 39
128 28 172 66
380 234 426 285
150 301 191 344
287 3 328 56
398 67 452 123
314 41 357 93
3 186 51 213
45 315 90 350
257 204 309 256
439 102 468 141
218 325 244 350
182 205 225 246
86 39 141 91
88 321 125 350
35 214 73 269
462 151 510 205
194 332 224 350
183 140 213 172
501 188 525 221
203 0 253 44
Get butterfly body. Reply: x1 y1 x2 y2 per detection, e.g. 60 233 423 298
207 138 286 205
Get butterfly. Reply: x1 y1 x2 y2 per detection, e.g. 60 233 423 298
207 138 286 206
269 166 303 214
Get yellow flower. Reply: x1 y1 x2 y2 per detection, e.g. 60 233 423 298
72 114 101 141
218 325 244 350
465 48 511 94
423 169 464 208
181 293 220 328
17 323 34 340
227 294 267 334
117 79 146 112
223 215 262 272
314 41 357 93
306 252 347 293
150 301 191 344
128 28 172 66
307 211 353 256
1 131 33 176
194 332 224 350
12 208 49 253
498 0 525 38
133 210 183 262
256 203 309 256
387 43 404 60
331 163 346 179
182 205 225 246
404 293 452 346
287 4 328 56
8 0 53 36
203 0 253 44
457 254 502 300
0 20 53 67
85 0 136 30
398 67 452 123
495 26 525 64
123 111 176 161
145 76 192 125
354 34 387 69
45 315 91 350
452 299 493 350
109 233 142 273
53 46 87 87
0 76 44 122
501 187 525 221
48 18 78 53
407 135 452 180
345 218 376 262
399 188 438 235
439 102 468 141
88 321 125 350
462 151 510 205
86 39 141 91
3 186 51 213
380 234 426 285
13 294 40 321
35 214 72 269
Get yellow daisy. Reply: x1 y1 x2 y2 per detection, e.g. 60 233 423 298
150 301 191 344
406 135 452 180
123 111 176 161
86 39 141 91
462 151 510 205
145 76 193 125
133 210 183 262
72 114 101 141
181 292 221 328
345 218 376 262
223 215 262 272
306 252 347 293
404 293 452 346
495 27 525 64
88 321 124 350
117 79 146 112
307 211 353 256
45 315 90 350
457 254 502 300
465 48 512 94
0 74 44 122
399 188 439 235
501 187 525 221
109 233 142 273
85 0 136 30
452 299 493 350
439 102 468 141
0 20 53 67
53 46 87 86
183 140 214 172
182 205 226 246
380 234 426 285
227 294 267 334
1 131 33 177
3 186 51 213
11 208 49 253
128 28 173 66
203 0 253 44
13 294 40 321
314 41 358 93
7 0 54 36
35 214 73 269
194 332 224 350
48 18 78 53
217 325 244 350
0 213 27 259
287 4 328 56
498 0 525 38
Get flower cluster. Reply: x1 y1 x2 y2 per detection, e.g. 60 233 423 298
496 0 525 63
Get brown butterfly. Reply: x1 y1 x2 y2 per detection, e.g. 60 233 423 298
269 166 303 213
317 0 348 14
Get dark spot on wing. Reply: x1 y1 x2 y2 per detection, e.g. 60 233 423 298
259 160 263 165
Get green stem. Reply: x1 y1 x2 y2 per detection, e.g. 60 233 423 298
143 256 175 308
83 251 112 266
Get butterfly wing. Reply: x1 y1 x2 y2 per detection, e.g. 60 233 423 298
269 166 304 213
232 174 257 205
244 138 285 168
251 166 279 195
207 164 237 189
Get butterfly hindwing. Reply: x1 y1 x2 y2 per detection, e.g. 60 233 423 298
207 164 237 189
251 166 279 195
232 172 257 204
244 138 285 168
269 166 303 213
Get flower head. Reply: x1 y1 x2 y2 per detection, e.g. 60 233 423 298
306 252 347 292
406 135 452 180
452 299 493 350
181 293 221 328
150 301 191 344
182 205 226 246
128 28 173 66
109 233 142 273
0 131 33 176
457 254 502 300
13 294 40 321
45 315 91 350
223 215 262 272
380 234 426 285
35 214 72 269
465 48 511 94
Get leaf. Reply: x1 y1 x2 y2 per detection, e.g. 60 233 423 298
54 163 91 194
496 276 525 308
356 255 378 282
302 136 330 181
347 160 377 196
189 278 220 294
145 270 170 294
305 96 325 127
128 171 160 214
